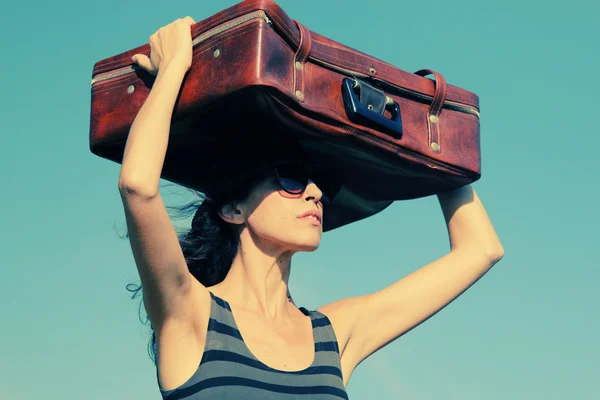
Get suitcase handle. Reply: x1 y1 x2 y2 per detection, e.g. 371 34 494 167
414 69 448 153
414 69 447 118
342 78 403 139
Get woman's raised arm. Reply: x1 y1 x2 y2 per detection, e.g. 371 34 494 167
117 17 209 332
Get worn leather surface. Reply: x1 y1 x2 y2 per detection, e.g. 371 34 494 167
89 0 481 231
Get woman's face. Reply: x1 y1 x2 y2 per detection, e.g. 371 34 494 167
235 169 326 253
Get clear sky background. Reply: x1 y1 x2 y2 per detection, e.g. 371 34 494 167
1 0 598 399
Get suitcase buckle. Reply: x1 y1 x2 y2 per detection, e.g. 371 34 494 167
342 78 403 139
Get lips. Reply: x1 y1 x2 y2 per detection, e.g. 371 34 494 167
298 210 322 223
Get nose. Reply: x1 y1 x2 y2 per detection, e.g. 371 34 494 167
304 179 324 203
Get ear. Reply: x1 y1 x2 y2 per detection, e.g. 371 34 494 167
217 201 245 225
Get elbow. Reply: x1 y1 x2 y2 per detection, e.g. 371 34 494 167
460 241 504 264
118 179 159 200
490 250 504 265
485 242 505 264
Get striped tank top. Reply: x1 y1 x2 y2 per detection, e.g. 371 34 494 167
158 291 349 399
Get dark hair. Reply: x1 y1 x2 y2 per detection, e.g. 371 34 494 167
123 179 259 364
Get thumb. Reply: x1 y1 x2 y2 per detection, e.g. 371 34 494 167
132 54 157 75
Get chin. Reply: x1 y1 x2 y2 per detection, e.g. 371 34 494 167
294 234 321 252
297 242 320 252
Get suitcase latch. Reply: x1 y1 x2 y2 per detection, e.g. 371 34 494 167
342 78 403 139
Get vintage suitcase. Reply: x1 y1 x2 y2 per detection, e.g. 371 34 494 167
89 0 481 231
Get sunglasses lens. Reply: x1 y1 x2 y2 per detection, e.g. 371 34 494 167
276 168 341 203
277 171 307 194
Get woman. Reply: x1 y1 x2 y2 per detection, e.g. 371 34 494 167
119 17 504 399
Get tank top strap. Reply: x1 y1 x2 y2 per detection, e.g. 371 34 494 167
304 308 341 354
208 291 236 325
204 291 253 356
298 306 343 378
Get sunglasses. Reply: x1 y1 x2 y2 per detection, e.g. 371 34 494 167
266 166 341 204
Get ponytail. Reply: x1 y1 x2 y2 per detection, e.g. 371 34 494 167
183 200 240 286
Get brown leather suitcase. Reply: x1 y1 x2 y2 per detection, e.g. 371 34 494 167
89 0 481 231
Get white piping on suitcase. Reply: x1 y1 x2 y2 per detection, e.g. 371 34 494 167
91 11 271 86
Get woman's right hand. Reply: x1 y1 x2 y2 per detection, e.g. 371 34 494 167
132 16 196 76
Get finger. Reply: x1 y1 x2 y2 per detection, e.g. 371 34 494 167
131 54 156 75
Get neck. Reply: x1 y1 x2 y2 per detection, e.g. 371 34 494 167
213 227 296 321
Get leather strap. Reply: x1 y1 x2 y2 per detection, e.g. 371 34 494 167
414 69 447 153
293 20 312 103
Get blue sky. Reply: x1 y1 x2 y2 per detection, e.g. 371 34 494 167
1 0 598 399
